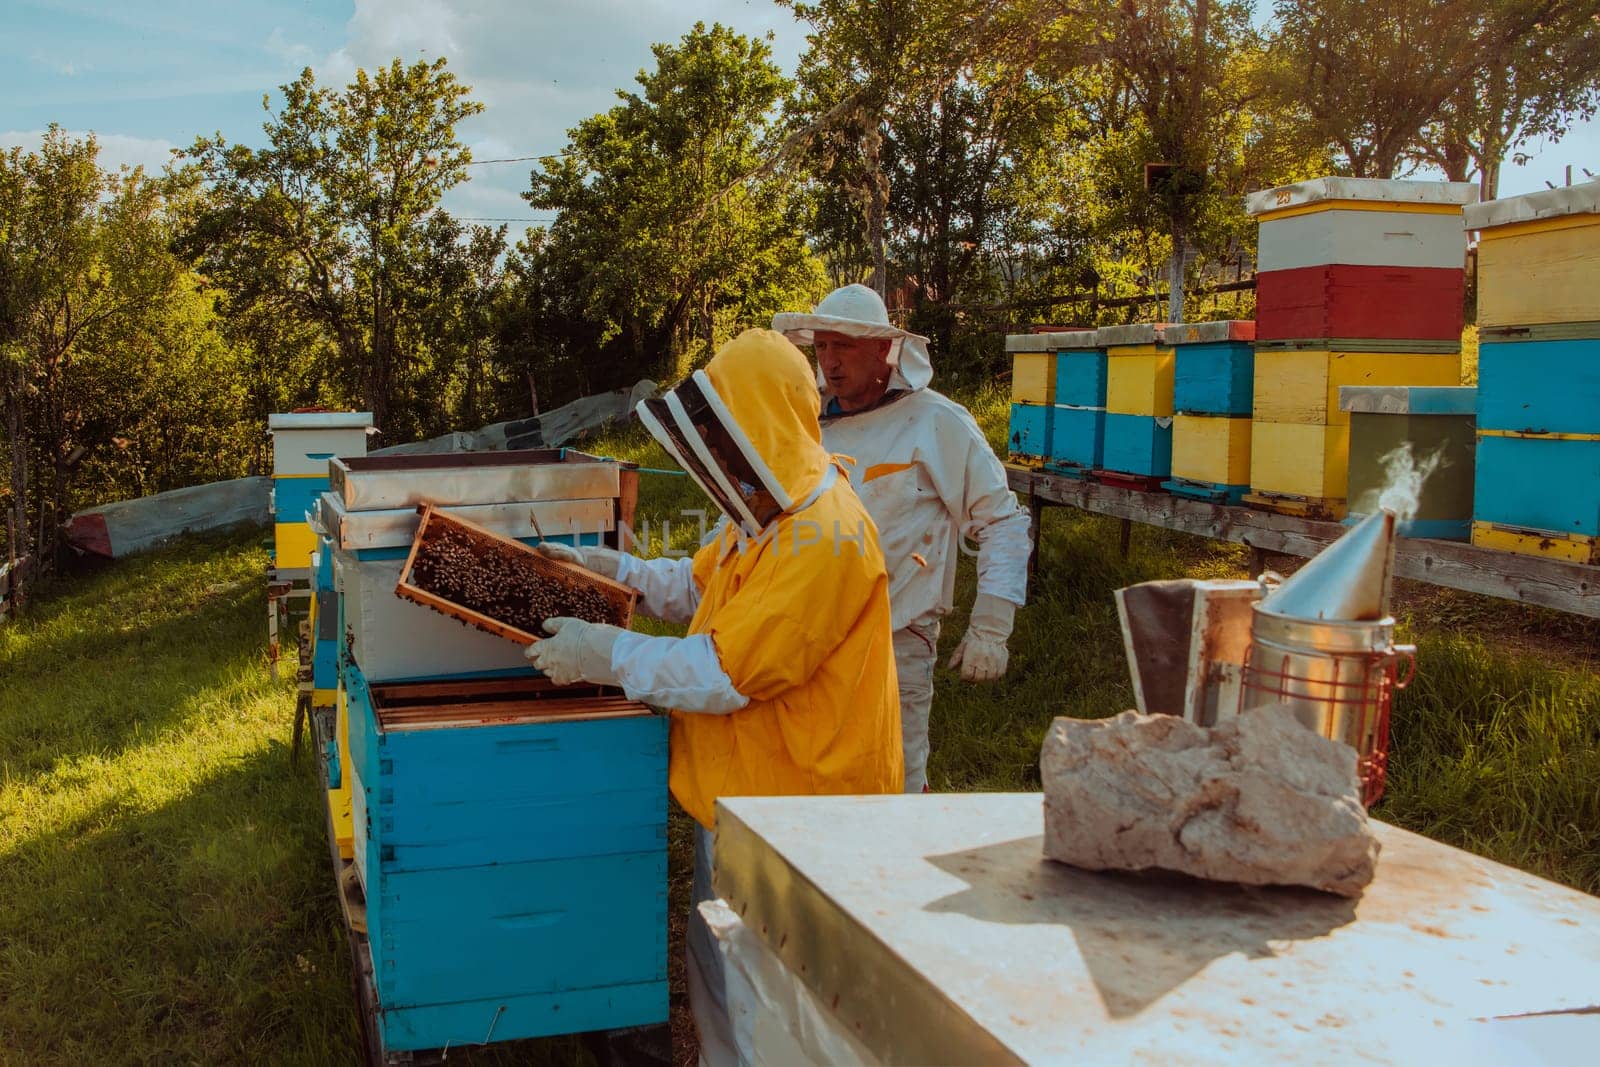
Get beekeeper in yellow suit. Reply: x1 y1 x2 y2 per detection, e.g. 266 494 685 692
774 284 1032 792
527 327 902 1066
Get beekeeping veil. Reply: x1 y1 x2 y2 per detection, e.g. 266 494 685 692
636 329 832 535
772 283 934 393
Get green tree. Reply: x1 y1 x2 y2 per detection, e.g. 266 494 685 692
883 74 1081 356
1414 3 1600 199
1068 0 1265 322
0 128 251 585
185 58 483 438
519 22 822 392
779 0 980 294
1268 0 1570 182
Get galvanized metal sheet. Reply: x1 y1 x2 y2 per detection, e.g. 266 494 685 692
1464 182 1600 231
318 493 615 550
64 476 271 558
714 793 1600 1066
329 451 621 511
1096 323 1164 348
1006 330 1099 352
366 431 476 458
1259 209 1468 272
268 411 375 431
1247 177 1479 217
1162 320 1257 346
1338 385 1478 416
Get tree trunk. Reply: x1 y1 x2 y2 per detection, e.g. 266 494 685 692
1167 220 1187 324
1481 158 1501 202
862 127 889 298
1439 142 1472 182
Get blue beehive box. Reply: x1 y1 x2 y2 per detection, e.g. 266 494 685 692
1008 403 1053 462
1173 342 1254 415
1102 414 1174 479
344 664 669 1053
1049 406 1105 471
1168 321 1256 416
1052 332 1107 408
275 475 329 525
1473 434 1600 537
1476 337 1600 435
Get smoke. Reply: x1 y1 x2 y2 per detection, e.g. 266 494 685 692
1372 442 1447 522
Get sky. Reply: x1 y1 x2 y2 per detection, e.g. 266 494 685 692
4 0 1597 225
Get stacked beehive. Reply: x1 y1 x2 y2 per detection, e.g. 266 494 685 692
304 531 353 858
1005 333 1057 464
1243 178 1476 519
313 449 667 1054
1163 320 1256 503
1467 183 1600 563
1048 328 1107 476
267 412 373 574
1100 323 1174 486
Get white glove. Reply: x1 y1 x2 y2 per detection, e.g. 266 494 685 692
947 593 1016 683
534 541 623 580
524 617 624 686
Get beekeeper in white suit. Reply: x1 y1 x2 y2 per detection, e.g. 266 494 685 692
773 284 1031 792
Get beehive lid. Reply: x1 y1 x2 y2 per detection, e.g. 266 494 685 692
1463 182 1600 231
1338 385 1476 416
1006 333 1053 352
329 448 621 511
1246 178 1478 218
1006 329 1098 352
1097 323 1166 348
1161 320 1256 345
268 411 375 432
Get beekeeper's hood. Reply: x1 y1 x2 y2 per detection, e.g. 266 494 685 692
636 329 832 534
772 283 934 394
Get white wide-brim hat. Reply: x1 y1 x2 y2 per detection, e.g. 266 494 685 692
773 284 933 392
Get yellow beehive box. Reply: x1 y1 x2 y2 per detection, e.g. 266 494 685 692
1172 415 1252 486
274 522 318 571
1011 352 1056 405
1099 325 1174 417
329 686 355 859
1248 421 1349 507
1471 522 1600 565
1253 349 1460 426
1106 346 1176 416
1467 185 1600 328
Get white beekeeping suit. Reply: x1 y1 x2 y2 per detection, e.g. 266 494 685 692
774 285 1031 792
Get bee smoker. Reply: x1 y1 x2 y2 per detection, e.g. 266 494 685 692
1115 509 1416 807
1239 510 1416 806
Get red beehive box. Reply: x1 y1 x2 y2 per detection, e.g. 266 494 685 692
1246 177 1476 345
1255 264 1466 344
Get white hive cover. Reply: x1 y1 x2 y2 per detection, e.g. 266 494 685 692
1006 329 1099 352
1246 177 1479 217
1463 181 1600 231
267 411 375 432
1096 323 1164 347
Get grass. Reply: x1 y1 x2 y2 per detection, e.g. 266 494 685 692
0 531 355 1063
1 397 1597 1063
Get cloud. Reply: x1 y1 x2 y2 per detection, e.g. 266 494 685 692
264 28 316 67
0 129 181 174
